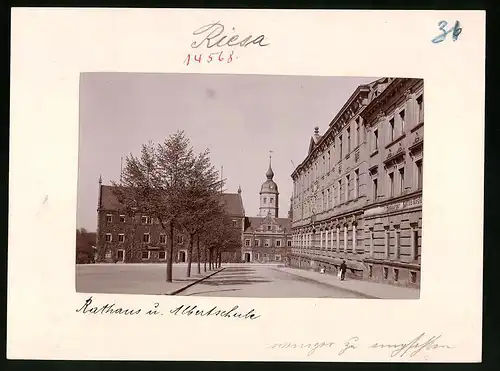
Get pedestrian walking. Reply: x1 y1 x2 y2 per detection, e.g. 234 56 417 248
340 260 347 281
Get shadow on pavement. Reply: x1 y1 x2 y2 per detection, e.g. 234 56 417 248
174 277 208 283
210 274 256 280
215 271 255 276
201 278 271 286
184 288 241 296
222 267 256 272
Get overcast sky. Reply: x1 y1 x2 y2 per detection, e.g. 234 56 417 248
77 73 377 231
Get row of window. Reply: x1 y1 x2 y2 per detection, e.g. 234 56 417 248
371 159 422 201
297 158 422 218
292 225 420 262
104 233 184 244
368 226 420 261
253 253 281 261
371 94 423 153
293 225 359 252
107 215 242 231
105 249 167 260
105 214 154 224
301 169 361 215
367 265 418 284
293 94 424 199
262 196 275 204
244 239 292 247
293 118 363 197
262 225 280 232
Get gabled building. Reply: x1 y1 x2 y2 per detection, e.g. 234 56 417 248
241 157 292 263
95 179 245 263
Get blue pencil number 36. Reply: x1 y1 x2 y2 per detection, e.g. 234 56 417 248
432 20 462 44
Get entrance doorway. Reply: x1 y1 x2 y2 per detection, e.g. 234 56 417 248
179 250 186 262
117 249 125 262
244 253 251 263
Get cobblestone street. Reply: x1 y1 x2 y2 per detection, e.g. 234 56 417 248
75 263 418 298
180 264 363 298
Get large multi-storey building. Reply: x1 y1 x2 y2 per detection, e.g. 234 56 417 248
95 178 245 263
289 77 423 287
241 158 292 263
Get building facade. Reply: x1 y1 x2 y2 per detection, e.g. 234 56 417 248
241 159 292 263
95 179 245 263
289 77 423 288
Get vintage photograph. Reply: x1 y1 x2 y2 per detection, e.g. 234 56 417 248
76 73 423 299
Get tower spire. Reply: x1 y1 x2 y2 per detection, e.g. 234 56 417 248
266 150 274 180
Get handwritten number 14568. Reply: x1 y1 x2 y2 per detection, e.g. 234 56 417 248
184 51 234 66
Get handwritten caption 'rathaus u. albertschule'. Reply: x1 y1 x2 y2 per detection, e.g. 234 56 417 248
76 296 260 320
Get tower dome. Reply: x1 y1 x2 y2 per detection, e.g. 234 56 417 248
265 163 274 180
258 152 279 217
261 162 279 194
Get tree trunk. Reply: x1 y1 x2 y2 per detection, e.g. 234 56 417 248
196 234 201 275
166 219 174 282
203 244 207 272
209 248 213 270
186 233 194 277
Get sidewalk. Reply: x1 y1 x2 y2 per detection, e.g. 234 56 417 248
274 266 420 299
76 264 224 296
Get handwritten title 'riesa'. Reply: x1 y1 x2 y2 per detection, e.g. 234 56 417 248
184 21 269 66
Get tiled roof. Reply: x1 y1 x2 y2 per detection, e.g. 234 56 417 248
100 185 122 210
100 185 245 217
220 193 245 217
244 216 292 234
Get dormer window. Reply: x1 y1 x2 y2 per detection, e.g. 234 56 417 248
267 225 272 231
